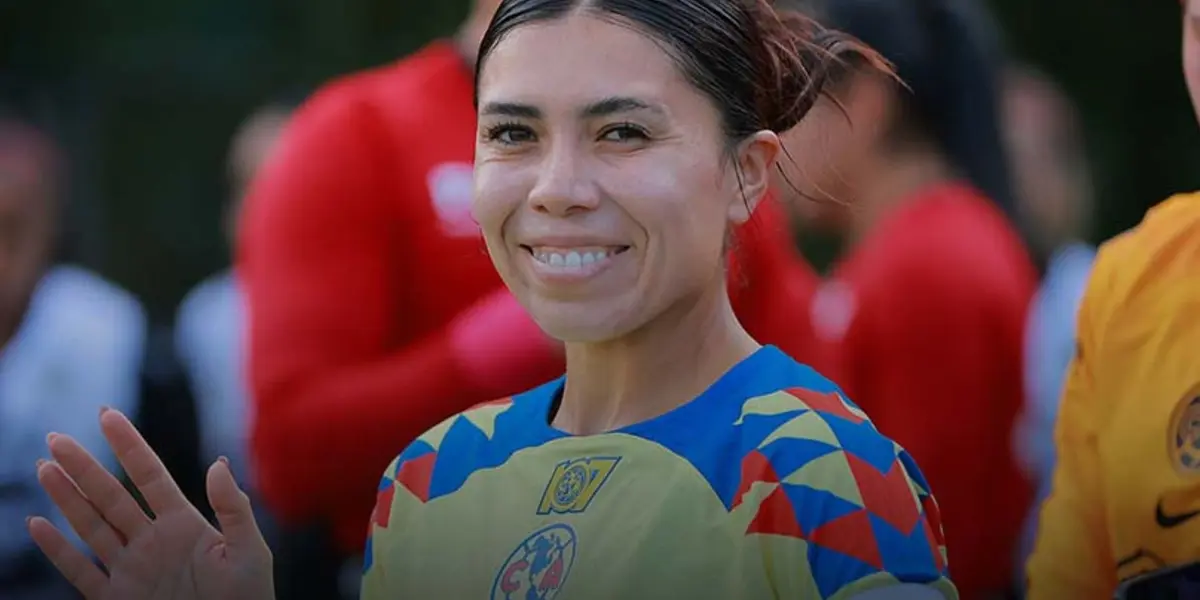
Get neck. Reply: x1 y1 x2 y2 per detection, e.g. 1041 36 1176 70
847 149 953 245
552 278 759 436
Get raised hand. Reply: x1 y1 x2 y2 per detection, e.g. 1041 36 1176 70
26 407 274 600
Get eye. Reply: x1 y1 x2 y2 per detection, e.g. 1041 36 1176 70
599 123 650 143
484 122 536 145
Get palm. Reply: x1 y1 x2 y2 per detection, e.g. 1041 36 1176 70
27 409 274 600
102 510 225 600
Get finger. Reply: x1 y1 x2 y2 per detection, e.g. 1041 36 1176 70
48 432 151 540
27 516 109 599
207 458 269 559
36 460 126 566
99 408 190 515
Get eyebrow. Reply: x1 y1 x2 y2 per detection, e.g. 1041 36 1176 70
478 96 666 120
581 96 664 119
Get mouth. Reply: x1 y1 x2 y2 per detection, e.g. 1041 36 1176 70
520 245 631 268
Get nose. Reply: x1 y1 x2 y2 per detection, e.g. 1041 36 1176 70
527 144 599 216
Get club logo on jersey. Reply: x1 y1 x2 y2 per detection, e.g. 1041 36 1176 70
537 456 620 515
491 523 577 600
1168 391 1200 475
426 162 479 238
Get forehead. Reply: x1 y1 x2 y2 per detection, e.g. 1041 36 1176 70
477 13 691 109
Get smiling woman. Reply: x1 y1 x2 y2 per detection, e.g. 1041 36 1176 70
25 1 956 599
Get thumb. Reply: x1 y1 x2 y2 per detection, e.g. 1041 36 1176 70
206 457 267 557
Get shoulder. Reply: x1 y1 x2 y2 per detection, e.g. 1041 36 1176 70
295 41 461 133
855 202 1033 314
174 271 240 359
1088 193 1200 321
176 271 238 328
736 384 954 598
33 265 148 355
376 380 558 506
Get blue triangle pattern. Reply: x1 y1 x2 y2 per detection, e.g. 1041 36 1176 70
781 482 863 534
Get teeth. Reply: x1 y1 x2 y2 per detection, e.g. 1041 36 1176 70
532 248 613 268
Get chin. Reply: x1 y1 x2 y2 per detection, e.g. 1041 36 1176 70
531 302 642 345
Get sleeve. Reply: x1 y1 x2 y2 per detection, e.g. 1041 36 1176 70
1024 263 1118 600
237 87 560 528
835 259 1034 597
748 399 957 600
360 436 439 599
359 456 401 599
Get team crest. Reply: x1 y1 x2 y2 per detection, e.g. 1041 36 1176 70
491 524 577 600
537 456 620 515
1169 391 1200 475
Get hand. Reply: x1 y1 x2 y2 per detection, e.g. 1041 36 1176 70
27 407 274 600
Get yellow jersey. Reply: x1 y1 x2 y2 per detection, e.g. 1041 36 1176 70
1026 193 1200 599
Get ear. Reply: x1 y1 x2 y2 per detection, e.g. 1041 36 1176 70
727 130 781 224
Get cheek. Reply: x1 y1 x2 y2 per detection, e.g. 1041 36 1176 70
471 161 531 246
1186 39 1200 99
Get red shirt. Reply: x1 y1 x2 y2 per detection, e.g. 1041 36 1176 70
811 183 1036 598
238 41 820 554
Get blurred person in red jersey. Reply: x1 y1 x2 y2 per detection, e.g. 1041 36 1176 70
774 1 1037 597
237 0 821 593
0 115 147 599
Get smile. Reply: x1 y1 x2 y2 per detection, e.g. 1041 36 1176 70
520 245 631 281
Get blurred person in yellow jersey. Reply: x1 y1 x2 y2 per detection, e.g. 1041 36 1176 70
1025 0 1200 597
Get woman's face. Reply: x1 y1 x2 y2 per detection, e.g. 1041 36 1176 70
473 13 779 342
1184 0 1200 125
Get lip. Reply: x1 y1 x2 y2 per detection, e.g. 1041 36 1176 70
518 235 630 248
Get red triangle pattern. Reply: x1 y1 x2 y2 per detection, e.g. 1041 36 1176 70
746 484 805 539
786 388 865 424
395 452 437 503
845 454 920 535
733 450 781 510
370 481 396 529
808 509 884 570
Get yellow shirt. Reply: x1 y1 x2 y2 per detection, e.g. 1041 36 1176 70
1027 193 1200 599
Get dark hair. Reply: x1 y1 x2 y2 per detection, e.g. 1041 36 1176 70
475 0 888 147
783 0 1016 216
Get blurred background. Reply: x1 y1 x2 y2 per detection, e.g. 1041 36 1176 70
2 1 1198 599
2 0 1196 310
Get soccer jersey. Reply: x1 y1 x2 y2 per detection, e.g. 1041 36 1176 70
1026 193 1200 599
361 346 956 599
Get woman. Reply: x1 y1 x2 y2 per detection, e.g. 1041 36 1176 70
26 1 956 598
775 1 1037 597
1027 1 1200 597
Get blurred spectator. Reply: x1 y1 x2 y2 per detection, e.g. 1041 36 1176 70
0 118 146 598
1001 65 1096 586
174 102 293 544
776 0 1036 597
